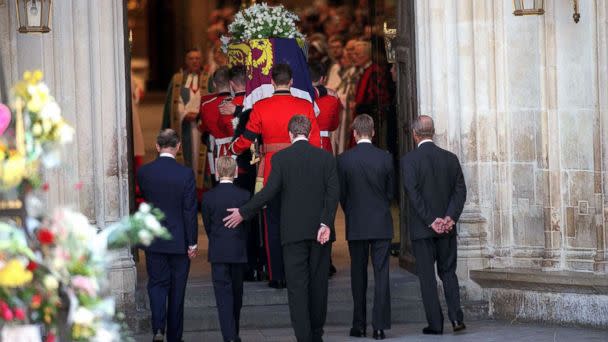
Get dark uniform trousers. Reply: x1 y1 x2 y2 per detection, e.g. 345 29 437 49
348 239 391 330
411 234 463 330
264 196 285 281
283 240 331 342
211 263 245 341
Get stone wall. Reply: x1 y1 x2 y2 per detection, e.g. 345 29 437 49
0 1 135 307
414 0 608 326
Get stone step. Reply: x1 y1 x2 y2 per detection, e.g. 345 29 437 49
136 271 422 310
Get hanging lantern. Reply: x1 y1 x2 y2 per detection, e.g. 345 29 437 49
15 0 52 33
513 0 544 16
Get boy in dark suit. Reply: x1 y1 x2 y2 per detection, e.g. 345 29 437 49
201 156 251 342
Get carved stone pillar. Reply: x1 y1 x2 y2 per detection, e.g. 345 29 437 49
2 0 135 306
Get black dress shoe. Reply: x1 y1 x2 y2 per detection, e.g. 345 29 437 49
349 327 366 337
268 280 286 289
422 326 443 335
452 320 466 332
372 329 385 340
329 264 337 276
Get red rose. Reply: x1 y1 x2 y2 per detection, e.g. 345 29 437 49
46 332 56 342
27 260 38 271
42 183 50 192
31 294 42 309
2 308 13 321
37 228 54 245
0 301 7 311
14 308 25 320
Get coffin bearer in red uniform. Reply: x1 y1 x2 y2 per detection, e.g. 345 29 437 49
198 67 233 181
309 61 342 156
230 64 321 288
219 65 266 281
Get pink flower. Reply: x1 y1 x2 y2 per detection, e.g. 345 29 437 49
2 307 13 321
14 308 25 320
71 276 97 296
74 181 83 190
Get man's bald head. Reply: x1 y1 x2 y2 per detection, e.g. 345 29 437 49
412 115 435 141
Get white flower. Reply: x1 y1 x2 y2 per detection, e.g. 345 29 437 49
43 275 59 291
58 123 75 144
138 229 153 246
139 202 151 214
144 214 162 234
73 307 95 326
32 123 42 136
40 101 62 121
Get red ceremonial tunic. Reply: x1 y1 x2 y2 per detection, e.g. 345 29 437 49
354 63 391 112
315 88 342 154
199 92 233 157
218 92 245 137
231 91 321 183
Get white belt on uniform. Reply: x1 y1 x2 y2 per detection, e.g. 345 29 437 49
320 130 330 137
215 137 233 146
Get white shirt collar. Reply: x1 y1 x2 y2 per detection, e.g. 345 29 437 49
292 136 309 143
219 180 233 184
160 152 175 159
357 139 372 144
417 139 433 148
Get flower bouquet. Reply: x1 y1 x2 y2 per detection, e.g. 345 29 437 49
0 70 172 341
0 71 74 190
222 2 316 112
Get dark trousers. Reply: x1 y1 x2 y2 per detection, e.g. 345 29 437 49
235 170 263 275
145 252 190 342
283 240 331 342
212 263 245 341
412 234 463 331
348 239 391 330
264 196 284 281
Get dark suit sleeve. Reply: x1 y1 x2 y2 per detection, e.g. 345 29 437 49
386 154 395 202
321 156 340 230
336 156 348 209
402 158 435 227
182 170 199 246
445 158 467 222
201 198 211 236
240 156 283 220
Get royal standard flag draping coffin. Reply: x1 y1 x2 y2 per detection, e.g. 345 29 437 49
228 38 319 114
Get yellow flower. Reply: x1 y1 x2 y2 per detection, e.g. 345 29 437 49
0 259 33 287
0 155 26 189
23 71 32 81
33 70 43 82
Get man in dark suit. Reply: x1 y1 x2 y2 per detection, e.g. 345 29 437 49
224 115 340 342
337 114 394 340
202 156 251 342
137 129 199 342
401 115 467 335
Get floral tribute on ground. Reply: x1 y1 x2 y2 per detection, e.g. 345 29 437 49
0 71 171 342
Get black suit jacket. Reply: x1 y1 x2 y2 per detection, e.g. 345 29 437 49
240 140 340 245
137 156 198 254
337 142 395 240
400 142 466 241
201 182 251 263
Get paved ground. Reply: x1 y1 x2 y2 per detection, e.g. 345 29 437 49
134 320 607 341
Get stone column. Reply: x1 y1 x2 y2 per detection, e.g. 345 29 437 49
539 0 563 270
2 1 135 306
594 0 608 273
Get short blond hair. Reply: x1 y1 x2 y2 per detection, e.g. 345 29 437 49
216 156 236 179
